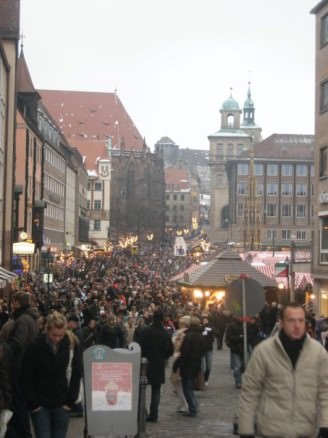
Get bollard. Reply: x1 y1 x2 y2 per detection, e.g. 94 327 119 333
136 357 148 438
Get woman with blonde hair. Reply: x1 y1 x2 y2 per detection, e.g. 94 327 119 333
170 315 191 414
22 311 82 438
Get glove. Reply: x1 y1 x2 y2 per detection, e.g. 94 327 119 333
318 428 328 438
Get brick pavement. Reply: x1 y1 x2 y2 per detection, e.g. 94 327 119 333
67 346 239 437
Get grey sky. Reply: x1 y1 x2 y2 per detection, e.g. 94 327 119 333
20 0 315 150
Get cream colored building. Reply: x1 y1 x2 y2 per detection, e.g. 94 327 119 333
311 0 328 315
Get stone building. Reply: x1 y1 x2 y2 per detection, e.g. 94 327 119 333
40 90 165 245
208 85 262 243
226 134 314 251
0 0 19 269
311 0 328 315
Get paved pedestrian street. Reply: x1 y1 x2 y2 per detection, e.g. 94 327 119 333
67 345 239 437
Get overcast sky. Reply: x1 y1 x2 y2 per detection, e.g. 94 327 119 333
20 0 316 151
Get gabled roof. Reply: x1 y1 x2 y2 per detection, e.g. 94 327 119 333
69 139 108 172
180 250 276 288
17 49 41 98
39 89 144 152
0 0 20 39
165 167 190 191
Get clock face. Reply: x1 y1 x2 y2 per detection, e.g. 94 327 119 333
100 166 109 177
20 231 28 241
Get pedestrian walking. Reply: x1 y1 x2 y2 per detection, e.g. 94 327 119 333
238 303 328 438
139 310 174 423
177 316 205 417
201 315 214 386
22 311 82 438
6 291 39 437
225 316 244 389
170 315 191 413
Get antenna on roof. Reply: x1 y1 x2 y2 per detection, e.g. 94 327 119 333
114 88 118 104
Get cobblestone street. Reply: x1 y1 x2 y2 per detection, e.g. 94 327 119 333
67 345 239 437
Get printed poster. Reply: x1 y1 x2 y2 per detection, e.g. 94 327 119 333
92 362 132 411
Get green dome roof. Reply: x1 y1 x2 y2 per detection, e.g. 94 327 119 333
221 91 240 111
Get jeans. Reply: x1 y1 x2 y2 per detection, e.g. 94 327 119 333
31 407 70 438
182 377 198 415
149 384 161 420
231 352 243 386
202 351 213 382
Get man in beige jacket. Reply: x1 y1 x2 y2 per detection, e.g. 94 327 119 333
238 303 328 438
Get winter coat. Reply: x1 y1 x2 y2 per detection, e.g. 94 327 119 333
22 332 82 411
7 305 39 369
225 318 244 355
99 323 124 349
179 326 206 380
139 322 174 385
238 332 328 438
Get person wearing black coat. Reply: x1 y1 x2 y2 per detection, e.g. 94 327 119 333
177 316 206 417
22 311 82 438
139 311 174 422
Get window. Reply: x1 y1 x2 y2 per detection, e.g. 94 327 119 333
237 203 244 216
281 183 293 196
266 203 277 217
296 204 306 217
237 182 247 195
267 183 278 196
266 229 277 240
94 220 101 231
227 144 234 157
267 164 278 176
321 14 328 46
180 205 184 211
173 194 177 201
256 183 264 196
320 146 328 178
282 204 292 217
87 200 90 209
296 230 306 240
238 163 248 176
281 164 293 177
282 230 291 240
296 165 307 177
321 79 328 113
296 183 307 196
166 194 170 200
216 143 224 156
181 194 185 201
321 217 328 262
254 163 263 176
94 200 101 210
94 182 102 191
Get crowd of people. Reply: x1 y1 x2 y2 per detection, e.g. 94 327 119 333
0 245 327 437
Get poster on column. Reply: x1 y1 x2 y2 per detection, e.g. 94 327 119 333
92 362 132 411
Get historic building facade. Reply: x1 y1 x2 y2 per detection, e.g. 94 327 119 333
226 134 314 251
40 90 166 245
208 85 262 243
311 0 328 315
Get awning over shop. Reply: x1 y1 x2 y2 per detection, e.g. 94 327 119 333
0 267 18 282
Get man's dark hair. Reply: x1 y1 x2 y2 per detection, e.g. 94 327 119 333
279 303 306 320
13 292 31 307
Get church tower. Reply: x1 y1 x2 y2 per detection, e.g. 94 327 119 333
241 82 262 143
208 89 252 243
